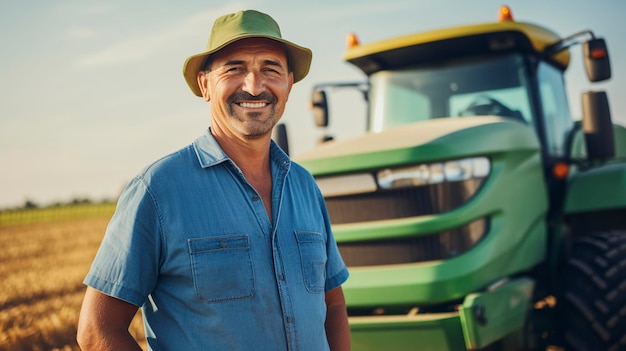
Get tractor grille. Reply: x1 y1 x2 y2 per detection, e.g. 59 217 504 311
324 179 482 224
338 218 488 266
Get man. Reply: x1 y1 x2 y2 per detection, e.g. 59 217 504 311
77 10 350 351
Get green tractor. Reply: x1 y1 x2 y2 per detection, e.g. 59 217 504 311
292 5 626 351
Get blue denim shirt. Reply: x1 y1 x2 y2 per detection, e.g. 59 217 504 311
84 129 349 351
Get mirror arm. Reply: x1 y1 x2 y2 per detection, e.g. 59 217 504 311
543 30 595 57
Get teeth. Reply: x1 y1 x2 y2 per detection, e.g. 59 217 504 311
240 102 267 108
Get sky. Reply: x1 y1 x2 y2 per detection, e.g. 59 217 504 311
1 0 624 209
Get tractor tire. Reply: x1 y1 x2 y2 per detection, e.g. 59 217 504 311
563 230 626 351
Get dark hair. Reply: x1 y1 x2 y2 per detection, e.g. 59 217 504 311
201 57 213 72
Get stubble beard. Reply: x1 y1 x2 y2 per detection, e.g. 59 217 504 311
227 92 279 138
226 105 278 138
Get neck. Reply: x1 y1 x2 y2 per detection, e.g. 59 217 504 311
210 127 272 177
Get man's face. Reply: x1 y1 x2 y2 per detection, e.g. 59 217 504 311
199 38 294 139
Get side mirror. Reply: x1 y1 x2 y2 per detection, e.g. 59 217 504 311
310 90 329 127
583 38 611 82
582 90 614 160
272 123 289 155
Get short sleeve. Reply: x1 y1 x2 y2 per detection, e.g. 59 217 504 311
318 187 349 292
83 176 163 307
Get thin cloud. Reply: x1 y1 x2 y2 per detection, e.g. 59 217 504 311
305 1 418 22
73 4 244 70
50 2 116 17
66 26 97 40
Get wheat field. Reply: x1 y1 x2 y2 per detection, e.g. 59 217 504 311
0 217 145 351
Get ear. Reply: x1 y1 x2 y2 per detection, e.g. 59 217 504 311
286 72 294 97
197 72 210 102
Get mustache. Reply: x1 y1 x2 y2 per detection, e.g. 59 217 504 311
228 91 276 103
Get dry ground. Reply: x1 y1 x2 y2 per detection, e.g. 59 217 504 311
0 217 145 351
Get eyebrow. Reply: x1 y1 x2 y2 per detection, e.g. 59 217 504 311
223 59 245 67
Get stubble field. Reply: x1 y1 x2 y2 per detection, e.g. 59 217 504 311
0 216 146 351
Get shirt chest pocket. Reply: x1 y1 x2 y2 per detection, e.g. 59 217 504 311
188 234 254 302
295 231 327 294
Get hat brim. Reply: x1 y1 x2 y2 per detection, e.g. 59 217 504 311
183 35 312 97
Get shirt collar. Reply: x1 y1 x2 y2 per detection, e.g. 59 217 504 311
193 128 291 171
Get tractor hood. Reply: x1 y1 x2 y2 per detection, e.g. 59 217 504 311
295 116 539 175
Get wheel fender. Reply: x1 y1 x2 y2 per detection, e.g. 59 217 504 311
564 163 626 214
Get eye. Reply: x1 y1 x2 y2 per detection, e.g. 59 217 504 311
263 67 283 75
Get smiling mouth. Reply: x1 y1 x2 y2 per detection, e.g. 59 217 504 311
239 102 268 108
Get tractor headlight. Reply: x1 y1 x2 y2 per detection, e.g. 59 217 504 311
376 157 490 189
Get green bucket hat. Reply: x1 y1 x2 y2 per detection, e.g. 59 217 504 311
183 10 312 97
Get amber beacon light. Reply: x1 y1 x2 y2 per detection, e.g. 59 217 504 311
499 5 514 22
346 32 360 48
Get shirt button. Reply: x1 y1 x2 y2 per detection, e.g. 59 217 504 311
278 274 284 280
252 195 260 201
219 241 227 248
286 316 293 323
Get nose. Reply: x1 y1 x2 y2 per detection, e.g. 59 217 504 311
242 71 265 97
